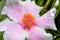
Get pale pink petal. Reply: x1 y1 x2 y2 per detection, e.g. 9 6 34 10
6 0 19 5
35 8 57 30
0 19 10 31
20 1 43 18
28 27 52 40
2 4 25 23
3 21 26 40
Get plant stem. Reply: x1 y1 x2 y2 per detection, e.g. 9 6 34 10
40 0 52 16
55 0 60 19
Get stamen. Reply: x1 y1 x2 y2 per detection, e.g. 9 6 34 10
22 14 35 30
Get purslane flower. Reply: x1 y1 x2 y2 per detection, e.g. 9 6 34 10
0 0 57 40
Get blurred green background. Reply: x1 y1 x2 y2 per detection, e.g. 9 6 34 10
0 0 60 40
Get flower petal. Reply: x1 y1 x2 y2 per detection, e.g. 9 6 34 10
55 0 59 7
35 8 57 30
2 3 25 23
0 19 10 31
6 0 19 5
29 27 52 40
3 21 27 40
20 0 43 18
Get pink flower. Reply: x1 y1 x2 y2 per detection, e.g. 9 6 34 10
1 0 57 40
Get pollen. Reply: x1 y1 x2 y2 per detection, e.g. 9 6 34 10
22 14 35 29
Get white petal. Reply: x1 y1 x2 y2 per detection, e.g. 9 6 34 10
44 33 52 40
55 0 59 7
0 19 10 31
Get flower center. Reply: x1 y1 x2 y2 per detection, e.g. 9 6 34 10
22 14 35 30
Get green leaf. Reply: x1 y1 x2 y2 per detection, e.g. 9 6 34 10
0 14 8 22
0 0 6 14
0 31 4 40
